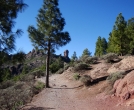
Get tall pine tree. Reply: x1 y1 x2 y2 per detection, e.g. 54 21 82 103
95 36 107 56
107 13 128 55
28 0 71 88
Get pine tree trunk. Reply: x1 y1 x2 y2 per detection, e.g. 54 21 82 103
45 41 51 88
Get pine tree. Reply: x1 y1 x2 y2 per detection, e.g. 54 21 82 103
95 36 107 56
126 17 134 54
107 13 128 55
71 51 78 61
95 36 102 56
0 0 28 53
28 0 71 88
101 37 107 54
82 48 91 57
0 0 27 66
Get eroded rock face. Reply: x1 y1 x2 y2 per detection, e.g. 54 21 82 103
107 56 134 74
113 70 134 101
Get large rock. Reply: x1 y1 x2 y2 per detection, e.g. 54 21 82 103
113 70 134 101
107 56 134 74
90 62 110 79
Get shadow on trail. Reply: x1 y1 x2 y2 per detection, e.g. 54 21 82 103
51 85 83 89
24 107 55 110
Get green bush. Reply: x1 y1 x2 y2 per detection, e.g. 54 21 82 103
107 71 126 85
73 73 81 80
80 75 92 86
50 57 64 73
73 63 89 71
0 68 11 82
34 81 45 90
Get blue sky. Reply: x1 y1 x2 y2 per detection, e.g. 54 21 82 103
14 0 134 58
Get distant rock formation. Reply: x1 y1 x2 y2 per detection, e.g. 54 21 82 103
26 49 45 59
3 49 70 75
62 50 70 63
64 50 69 57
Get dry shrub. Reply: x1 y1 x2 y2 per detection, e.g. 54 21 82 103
0 77 44 109
20 74 35 82
85 56 98 64
80 55 89 63
106 71 126 85
73 63 89 71
101 53 119 63
34 81 45 91
0 82 34 110
73 73 81 80
80 55 98 64
0 80 15 89
80 75 92 86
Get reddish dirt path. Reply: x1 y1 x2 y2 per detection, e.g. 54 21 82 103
23 73 134 110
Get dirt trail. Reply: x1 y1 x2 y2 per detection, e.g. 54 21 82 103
23 72 134 110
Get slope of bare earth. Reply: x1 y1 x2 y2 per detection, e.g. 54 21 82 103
22 60 134 110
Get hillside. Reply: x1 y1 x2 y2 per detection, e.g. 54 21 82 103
22 55 134 110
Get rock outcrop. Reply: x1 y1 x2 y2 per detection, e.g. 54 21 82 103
113 70 134 102
62 50 70 63
26 49 45 59
107 56 134 74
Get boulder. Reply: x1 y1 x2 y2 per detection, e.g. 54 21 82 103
113 70 134 101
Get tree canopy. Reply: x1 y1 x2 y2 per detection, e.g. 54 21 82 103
0 0 28 53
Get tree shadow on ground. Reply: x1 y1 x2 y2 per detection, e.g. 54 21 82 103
24 107 55 110
51 85 83 90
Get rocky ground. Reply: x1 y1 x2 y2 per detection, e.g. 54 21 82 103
22 56 134 110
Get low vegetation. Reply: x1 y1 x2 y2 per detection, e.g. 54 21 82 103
73 73 81 80
34 81 45 91
80 75 92 86
0 77 45 110
101 53 120 63
106 71 127 85
73 63 89 72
